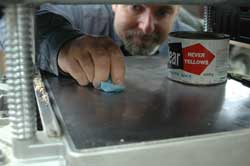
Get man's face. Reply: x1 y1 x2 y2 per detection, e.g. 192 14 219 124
112 5 178 56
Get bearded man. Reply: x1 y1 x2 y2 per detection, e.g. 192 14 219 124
36 4 193 88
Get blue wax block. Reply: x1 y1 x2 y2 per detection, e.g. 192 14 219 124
98 80 125 93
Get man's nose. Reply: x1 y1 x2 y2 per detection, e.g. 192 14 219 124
138 12 156 34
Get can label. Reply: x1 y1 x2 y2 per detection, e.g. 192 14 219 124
168 35 229 85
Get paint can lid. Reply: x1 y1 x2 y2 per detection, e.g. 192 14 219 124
169 31 230 40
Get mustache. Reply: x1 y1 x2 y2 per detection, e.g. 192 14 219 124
126 30 161 42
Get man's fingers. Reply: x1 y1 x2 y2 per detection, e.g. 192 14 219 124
78 52 95 83
67 60 89 86
90 49 110 88
59 36 125 88
110 48 125 85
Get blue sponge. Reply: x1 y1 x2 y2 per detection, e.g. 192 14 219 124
98 79 125 93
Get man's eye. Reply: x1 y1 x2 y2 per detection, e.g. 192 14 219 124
130 5 144 13
156 9 172 18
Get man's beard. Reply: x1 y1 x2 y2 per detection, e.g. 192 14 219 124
122 30 161 56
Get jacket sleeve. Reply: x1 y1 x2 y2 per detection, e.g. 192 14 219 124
35 10 83 75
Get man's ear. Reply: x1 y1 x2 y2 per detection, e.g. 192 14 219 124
175 5 180 16
112 5 117 13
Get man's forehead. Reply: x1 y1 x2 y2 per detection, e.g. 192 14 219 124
130 4 177 11
146 4 176 8
118 4 176 8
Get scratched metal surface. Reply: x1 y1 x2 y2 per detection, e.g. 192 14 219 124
44 56 250 150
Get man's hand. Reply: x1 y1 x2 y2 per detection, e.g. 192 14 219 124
58 36 125 88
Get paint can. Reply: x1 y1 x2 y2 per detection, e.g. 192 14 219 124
168 31 229 85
